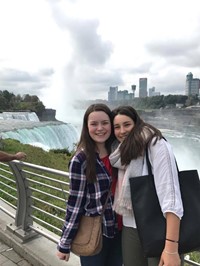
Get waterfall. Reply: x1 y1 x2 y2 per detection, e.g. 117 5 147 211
0 111 79 151
1 123 79 151
1 111 40 122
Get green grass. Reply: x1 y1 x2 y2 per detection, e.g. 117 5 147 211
1 138 72 171
184 251 200 264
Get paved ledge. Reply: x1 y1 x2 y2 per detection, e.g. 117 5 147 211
0 240 32 265
0 200 80 266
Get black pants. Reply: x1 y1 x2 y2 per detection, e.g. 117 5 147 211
80 232 123 266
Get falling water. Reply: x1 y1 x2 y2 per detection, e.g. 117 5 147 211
0 111 79 151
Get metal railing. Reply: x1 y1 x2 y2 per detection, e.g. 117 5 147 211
0 160 69 243
0 160 199 265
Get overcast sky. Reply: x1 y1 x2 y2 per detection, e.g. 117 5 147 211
0 0 200 122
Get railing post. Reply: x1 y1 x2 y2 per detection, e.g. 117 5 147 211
7 161 37 242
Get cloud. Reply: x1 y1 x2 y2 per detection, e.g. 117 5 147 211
0 69 38 82
127 63 153 75
146 37 200 68
1 0 200 121
0 68 54 95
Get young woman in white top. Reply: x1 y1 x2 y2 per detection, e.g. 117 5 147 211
109 105 184 266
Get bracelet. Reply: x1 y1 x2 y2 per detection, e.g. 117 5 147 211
164 250 178 255
166 238 179 243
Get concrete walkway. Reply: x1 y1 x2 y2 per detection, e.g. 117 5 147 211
0 200 80 266
0 239 32 266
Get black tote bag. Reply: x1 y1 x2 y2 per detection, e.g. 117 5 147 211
129 148 200 258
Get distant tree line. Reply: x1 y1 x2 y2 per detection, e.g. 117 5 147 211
81 94 199 110
0 90 45 116
122 94 199 109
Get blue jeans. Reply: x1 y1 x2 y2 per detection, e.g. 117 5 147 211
80 232 122 266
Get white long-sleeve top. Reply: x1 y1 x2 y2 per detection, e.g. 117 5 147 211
123 138 184 228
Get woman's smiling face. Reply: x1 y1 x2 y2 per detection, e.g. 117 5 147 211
113 114 135 142
87 111 111 144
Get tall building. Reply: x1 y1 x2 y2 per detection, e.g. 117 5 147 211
149 87 160 97
108 86 118 102
108 85 135 102
117 90 129 100
185 72 200 96
139 78 147 98
131 85 136 98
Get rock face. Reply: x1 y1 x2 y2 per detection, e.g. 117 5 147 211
38 109 57 121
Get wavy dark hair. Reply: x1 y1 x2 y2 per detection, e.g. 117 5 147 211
76 103 115 182
112 106 162 165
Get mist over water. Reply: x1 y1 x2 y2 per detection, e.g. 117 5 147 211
161 129 200 174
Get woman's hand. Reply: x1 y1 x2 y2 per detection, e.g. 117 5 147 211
15 152 27 160
56 251 70 262
159 250 181 266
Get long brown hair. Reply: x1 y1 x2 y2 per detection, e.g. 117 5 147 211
112 106 162 165
76 103 115 182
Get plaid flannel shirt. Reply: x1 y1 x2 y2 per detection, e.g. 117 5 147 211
57 151 118 254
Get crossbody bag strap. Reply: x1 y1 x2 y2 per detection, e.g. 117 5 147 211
101 184 112 216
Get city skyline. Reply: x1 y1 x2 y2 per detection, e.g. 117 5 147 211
108 72 200 101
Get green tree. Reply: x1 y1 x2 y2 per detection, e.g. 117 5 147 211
0 95 9 110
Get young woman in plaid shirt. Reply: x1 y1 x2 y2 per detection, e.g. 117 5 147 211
57 103 123 266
